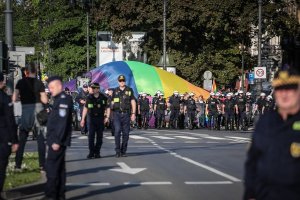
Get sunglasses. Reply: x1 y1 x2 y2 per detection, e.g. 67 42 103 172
118 80 125 82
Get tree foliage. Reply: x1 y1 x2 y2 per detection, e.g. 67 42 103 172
1 0 299 85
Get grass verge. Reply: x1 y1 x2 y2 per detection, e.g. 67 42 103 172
4 152 42 190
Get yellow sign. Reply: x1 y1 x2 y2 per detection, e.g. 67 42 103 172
113 98 120 103
292 121 300 131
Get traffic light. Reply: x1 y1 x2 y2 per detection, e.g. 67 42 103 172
0 41 8 73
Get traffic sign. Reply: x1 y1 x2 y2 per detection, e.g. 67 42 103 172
248 72 254 84
254 67 266 79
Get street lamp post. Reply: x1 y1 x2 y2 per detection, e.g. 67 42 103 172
239 44 245 92
256 0 263 96
163 0 167 71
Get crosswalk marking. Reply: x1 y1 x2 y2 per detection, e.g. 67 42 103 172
130 135 148 139
105 136 115 140
124 182 172 186
202 136 228 140
174 136 199 140
225 136 250 141
185 181 232 185
151 136 175 139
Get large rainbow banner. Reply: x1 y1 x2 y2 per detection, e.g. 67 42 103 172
89 61 209 99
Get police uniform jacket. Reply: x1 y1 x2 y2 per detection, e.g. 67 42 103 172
206 97 219 112
169 95 180 110
85 93 108 118
0 90 18 144
156 98 166 111
235 96 247 112
224 98 235 113
138 98 150 112
244 110 300 200
112 86 135 112
186 98 196 111
46 92 73 147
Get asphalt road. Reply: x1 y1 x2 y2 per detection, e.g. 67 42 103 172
9 128 251 200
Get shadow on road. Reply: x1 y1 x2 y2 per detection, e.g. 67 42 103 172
5 182 45 200
67 165 115 177
68 184 138 200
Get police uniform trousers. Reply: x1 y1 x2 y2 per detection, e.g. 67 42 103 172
208 110 219 129
45 146 67 199
187 110 196 125
87 116 104 155
170 109 180 128
224 110 235 130
140 110 149 127
113 112 130 154
156 109 165 128
0 143 11 193
237 109 247 128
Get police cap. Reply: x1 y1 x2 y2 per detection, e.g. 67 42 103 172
118 75 126 81
47 76 62 84
0 72 4 82
90 82 100 88
272 68 300 90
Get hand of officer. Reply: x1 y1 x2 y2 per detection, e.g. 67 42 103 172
104 117 109 125
131 113 136 122
52 143 60 151
80 119 85 128
11 144 19 153
80 99 86 104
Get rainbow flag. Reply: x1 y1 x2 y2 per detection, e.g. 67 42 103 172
211 79 217 93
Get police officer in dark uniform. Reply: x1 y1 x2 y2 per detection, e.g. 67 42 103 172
111 75 136 157
222 93 235 131
264 95 275 112
0 73 18 200
138 92 150 129
154 93 166 129
235 90 247 131
152 90 161 128
255 92 267 116
245 92 254 128
184 93 197 130
42 76 73 200
76 84 89 135
80 83 110 159
206 92 220 130
168 91 180 129
244 68 300 200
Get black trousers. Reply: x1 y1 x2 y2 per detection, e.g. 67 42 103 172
0 143 11 193
15 128 46 169
45 146 66 199
87 116 104 155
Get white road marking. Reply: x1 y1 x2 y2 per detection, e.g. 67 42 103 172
140 131 159 134
226 136 250 141
141 136 241 182
174 136 199 140
124 182 172 185
109 162 147 175
151 136 175 139
105 136 115 140
185 181 232 185
77 136 87 140
67 182 110 186
162 141 176 143
184 141 199 144
202 136 228 140
130 135 148 140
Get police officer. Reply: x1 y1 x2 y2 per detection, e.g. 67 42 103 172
244 68 300 200
111 75 136 157
0 73 18 200
168 91 180 129
80 83 110 159
43 76 73 200
264 95 275 112
76 84 89 135
152 90 161 128
154 93 166 129
255 92 267 116
222 93 235 131
138 92 150 129
245 92 254 128
206 92 220 130
235 90 247 131
184 92 197 130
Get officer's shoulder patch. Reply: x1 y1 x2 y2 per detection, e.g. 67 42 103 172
293 121 300 131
